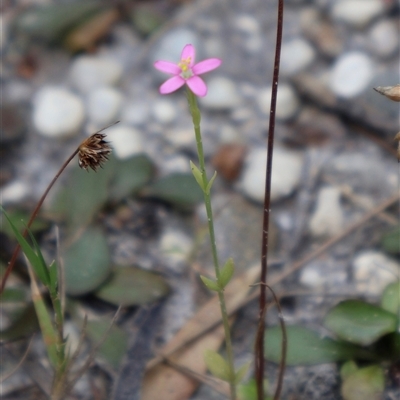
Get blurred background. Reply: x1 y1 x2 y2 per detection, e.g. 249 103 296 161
0 0 399 399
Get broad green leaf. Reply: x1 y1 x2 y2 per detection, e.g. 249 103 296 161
204 349 231 382
200 275 220 292
50 161 115 231
341 364 384 400
109 154 154 202
144 173 203 208
205 171 217 195
64 227 111 296
324 300 397 346
0 287 28 303
380 281 400 315
94 267 169 306
13 2 105 42
190 161 205 191
0 206 49 286
219 258 234 289
85 318 128 369
265 326 372 365
381 227 400 255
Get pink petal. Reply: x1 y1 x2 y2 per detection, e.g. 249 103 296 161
192 58 222 75
186 76 207 97
181 44 195 66
159 76 185 94
154 60 181 75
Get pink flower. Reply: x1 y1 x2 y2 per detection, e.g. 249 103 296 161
154 44 222 97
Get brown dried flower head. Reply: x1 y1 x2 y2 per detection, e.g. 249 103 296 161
78 132 112 172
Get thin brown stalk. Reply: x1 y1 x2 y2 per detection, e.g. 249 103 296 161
256 0 284 399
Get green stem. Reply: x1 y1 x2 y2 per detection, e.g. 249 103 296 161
187 88 236 400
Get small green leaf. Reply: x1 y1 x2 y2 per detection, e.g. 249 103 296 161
219 258 234 289
238 379 270 400
86 318 128 369
380 281 400 315
64 227 111 296
190 160 205 191
324 300 397 346
200 275 220 292
109 154 154 202
341 364 384 400
235 361 251 384
144 173 203 208
265 326 373 365
204 349 231 382
205 171 217 195
340 360 359 380
381 227 400 255
94 267 170 306
0 287 28 303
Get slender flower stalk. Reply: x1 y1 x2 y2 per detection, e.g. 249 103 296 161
0 123 116 294
154 45 236 399
187 88 236 400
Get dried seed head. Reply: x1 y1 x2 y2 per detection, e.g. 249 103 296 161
78 132 112 171
373 85 400 102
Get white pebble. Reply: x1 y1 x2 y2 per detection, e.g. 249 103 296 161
300 263 326 288
199 77 241 110
87 87 123 126
309 186 344 238
332 0 384 28
330 52 373 98
235 14 261 35
240 147 303 203
159 229 193 271
106 125 143 159
69 56 123 94
152 99 177 124
0 181 29 204
368 20 399 58
353 251 399 296
33 87 84 138
280 38 316 76
257 83 300 120
121 101 150 126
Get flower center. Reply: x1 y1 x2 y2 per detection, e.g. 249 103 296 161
178 57 193 80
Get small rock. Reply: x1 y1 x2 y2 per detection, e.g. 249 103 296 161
353 251 399 296
33 86 85 138
212 143 247 182
87 87 123 126
329 52 374 98
120 101 150 126
152 99 177 124
159 228 193 271
234 14 262 53
0 181 29 204
280 38 316 76
163 128 195 150
257 83 300 120
69 56 123 94
199 77 241 110
0 103 27 144
368 20 399 58
331 0 384 28
106 125 144 159
240 147 303 203
309 186 344 238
